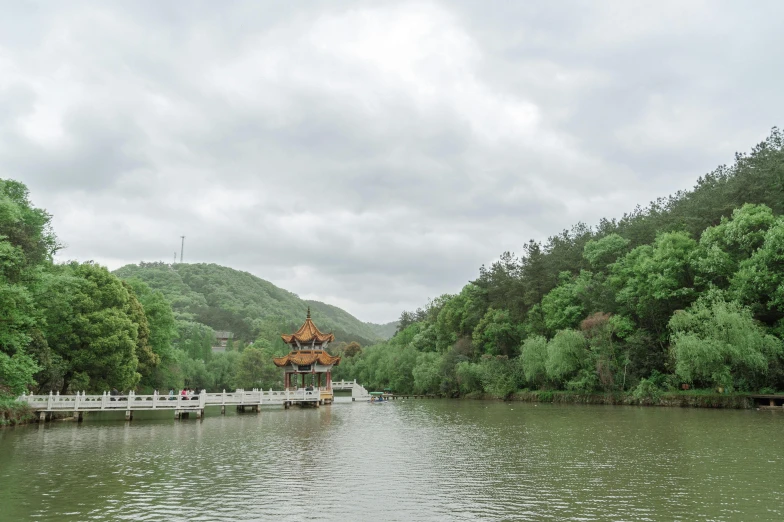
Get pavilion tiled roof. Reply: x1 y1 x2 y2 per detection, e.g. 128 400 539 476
281 309 336 345
272 351 341 367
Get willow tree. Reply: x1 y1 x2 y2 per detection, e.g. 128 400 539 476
669 295 782 390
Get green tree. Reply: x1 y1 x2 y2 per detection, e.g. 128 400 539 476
693 204 776 289
521 335 548 387
235 346 281 390
669 294 782 390
0 351 39 395
37 263 141 392
611 231 698 340
0 179 58 393
583 233 630 269
545 329 587 385
412 352 443 394
472 308 522 357
125 279 177 364
124 282 158 377
343 341 362 357
730 218 784 323
540 271 602 335
206 351 240 391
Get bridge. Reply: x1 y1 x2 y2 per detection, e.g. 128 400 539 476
18 379 372 422
330 379 370 398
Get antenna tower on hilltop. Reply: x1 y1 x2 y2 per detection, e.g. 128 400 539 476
180 236 185 263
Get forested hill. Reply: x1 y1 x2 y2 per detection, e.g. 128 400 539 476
334 128 784 398
113 262 387 346
364 320 399 340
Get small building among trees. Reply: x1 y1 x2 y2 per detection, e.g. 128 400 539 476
212 331 235 353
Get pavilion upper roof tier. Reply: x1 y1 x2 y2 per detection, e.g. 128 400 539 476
281 309 335 345
272 351 341 368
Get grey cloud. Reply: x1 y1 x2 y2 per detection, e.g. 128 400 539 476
2 0 783 322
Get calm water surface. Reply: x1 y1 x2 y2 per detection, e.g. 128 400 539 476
0 400 782 521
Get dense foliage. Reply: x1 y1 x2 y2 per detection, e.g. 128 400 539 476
334 129 784 397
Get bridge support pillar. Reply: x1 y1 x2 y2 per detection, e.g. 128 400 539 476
196 409 202 419
39 411 47 423
284 401 290 409
77 412 84 423
125 410 133 421
221 405 225 415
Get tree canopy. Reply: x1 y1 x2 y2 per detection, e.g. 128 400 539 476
335 128 784 397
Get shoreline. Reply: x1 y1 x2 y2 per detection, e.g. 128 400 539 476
2 390 775 428
0 399 36 427
463 390 757 409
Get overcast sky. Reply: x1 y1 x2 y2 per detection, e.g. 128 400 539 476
2 1 783 323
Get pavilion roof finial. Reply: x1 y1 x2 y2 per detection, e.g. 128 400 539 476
307 306 311 319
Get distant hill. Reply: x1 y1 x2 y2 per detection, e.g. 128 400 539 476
365 320 398 340
113 262 384 346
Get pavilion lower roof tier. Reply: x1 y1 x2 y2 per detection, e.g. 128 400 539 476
273 351 341 367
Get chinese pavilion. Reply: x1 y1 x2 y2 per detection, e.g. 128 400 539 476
273 308 340 404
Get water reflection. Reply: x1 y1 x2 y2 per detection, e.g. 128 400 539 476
0 402 782 521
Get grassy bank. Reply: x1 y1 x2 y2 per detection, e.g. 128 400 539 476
0 396 36 427
462 390 755 409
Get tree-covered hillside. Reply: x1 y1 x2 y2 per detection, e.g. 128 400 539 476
364 320 398 340
334 128 784 399
113 262 383 346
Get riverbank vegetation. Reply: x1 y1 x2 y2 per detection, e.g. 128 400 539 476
333 129 784 401
0 395 35 426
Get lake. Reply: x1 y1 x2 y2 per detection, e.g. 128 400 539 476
0 400 782 521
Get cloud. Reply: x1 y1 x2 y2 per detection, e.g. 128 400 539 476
1 0 783 322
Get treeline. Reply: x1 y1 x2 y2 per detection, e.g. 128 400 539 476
0 179 294 396
334 129 784 398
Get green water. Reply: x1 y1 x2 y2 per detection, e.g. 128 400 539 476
0 401 782 521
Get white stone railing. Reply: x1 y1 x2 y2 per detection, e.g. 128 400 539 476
18 379 369 412
203 388 321 406
17 390 208 411
330 379 370 400
331 379 358 390
17 388 326 412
